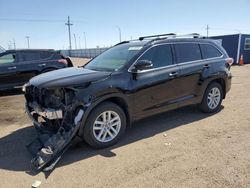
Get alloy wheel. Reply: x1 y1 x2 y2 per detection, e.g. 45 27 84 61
93 111 121 143
207 87 221 109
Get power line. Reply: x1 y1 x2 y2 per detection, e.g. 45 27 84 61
0 18 65 23
0 18 87 23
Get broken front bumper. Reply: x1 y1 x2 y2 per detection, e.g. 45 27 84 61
26 102 84 172
29 102 63 120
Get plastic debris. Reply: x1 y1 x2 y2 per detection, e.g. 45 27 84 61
163 133 167 137
32 180 41 188
164 142 171 146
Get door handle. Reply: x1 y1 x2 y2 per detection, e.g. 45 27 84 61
38 63 46 67
203 64 210 69
169 72 178 77
8 66 16 70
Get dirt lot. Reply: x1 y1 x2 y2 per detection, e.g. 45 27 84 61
0 61 249 188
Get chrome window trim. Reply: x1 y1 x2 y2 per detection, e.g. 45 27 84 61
128 41 224 73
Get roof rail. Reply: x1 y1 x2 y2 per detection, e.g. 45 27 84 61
138 33 202 41
114 33 203 47
139 33 176 41
172 33 201 38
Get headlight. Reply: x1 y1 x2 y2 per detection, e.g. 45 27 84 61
22 83 30 92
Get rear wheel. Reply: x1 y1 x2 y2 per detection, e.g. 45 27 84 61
199 82 223 113
83 102 126 148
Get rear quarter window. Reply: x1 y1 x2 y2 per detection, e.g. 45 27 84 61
200 44 222 59
174 43 201 63
40 51 53 59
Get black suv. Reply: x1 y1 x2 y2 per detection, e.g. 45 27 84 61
24 34 232 170
0 49 73 90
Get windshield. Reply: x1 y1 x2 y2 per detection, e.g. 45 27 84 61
85 44 143 71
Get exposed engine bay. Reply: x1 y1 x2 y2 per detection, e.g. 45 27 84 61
25 85 84 172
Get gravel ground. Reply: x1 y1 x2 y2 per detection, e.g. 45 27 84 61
0 62 249 188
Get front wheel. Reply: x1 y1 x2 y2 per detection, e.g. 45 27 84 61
83 102 126 148
199 82 223 113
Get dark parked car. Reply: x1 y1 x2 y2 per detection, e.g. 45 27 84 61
24 34 233 171
0 49 73 90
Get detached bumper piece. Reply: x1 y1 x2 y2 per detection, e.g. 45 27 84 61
26 102 84 172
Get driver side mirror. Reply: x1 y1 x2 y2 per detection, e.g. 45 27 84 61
134 60 153 71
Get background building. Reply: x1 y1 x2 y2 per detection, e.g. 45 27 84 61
211 34 250 64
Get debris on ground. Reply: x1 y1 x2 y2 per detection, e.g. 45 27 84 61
31 180 41 188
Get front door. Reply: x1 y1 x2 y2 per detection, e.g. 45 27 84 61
130 44 183 119
0 52 18 89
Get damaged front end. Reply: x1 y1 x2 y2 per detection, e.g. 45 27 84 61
24 85 85 172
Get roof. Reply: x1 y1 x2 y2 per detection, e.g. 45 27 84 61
3 49 55 53
118 37 219 48
153 38 216 44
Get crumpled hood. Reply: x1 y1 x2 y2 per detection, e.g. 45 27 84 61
30 67 111 88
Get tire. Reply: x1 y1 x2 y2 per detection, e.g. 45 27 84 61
83 102 126 148
199 82 223 113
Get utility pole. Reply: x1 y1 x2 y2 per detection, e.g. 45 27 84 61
8 41 12 49
116 26 122 42
13 38 16 49
73 33 77 49
78 36 81 49
83 32 87 49
26 36 30 48
65 16 73 54
206 24 210 38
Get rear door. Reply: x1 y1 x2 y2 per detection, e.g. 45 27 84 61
0 52 18 89
131 44 183 118
16 51 41 84
174 42 213 104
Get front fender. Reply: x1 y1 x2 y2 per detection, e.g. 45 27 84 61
77 92 132 136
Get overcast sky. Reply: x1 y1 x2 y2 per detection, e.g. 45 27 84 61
0 0 250 50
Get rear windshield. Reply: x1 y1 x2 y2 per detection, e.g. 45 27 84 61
85 44 143 71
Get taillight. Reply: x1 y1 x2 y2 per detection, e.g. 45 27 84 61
226 58 234 66
58 59 68 65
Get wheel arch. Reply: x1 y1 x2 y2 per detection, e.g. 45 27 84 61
207 77 226 99
78 94 132 137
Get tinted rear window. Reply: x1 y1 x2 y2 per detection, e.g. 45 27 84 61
200 44 222 59
175 43 201 63
18 52 40 61
139 44 173 68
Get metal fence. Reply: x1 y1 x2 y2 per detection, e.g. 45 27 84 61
61 47 109 58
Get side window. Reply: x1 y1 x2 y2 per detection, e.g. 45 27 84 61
175 43 201 63
200 44 222 59
244 38 250 50
0 53 16 65
19 52 40 62
139 44 173 68
40 51 53 59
